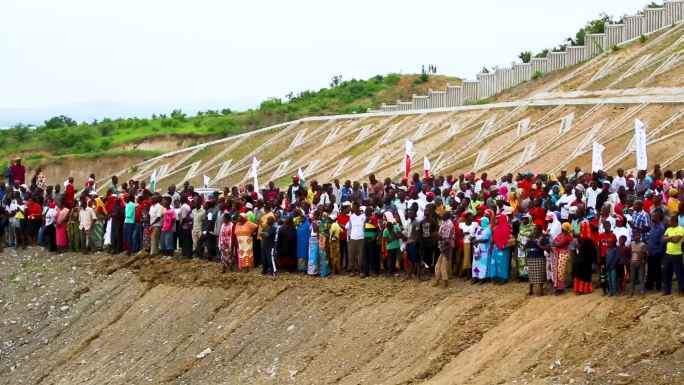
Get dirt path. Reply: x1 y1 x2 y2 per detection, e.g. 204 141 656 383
0 248 682 384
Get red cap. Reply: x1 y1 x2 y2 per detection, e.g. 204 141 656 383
292 175 300 182
654 180 663 187
426 192 435 198
477 204 486 211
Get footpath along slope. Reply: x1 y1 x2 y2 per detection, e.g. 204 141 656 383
0 249 682 385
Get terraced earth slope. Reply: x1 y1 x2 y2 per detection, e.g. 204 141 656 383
94 20 684 192
1 249 682 385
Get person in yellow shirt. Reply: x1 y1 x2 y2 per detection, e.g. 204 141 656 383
662 215 684 296
667 188 680 215
329 214 342 274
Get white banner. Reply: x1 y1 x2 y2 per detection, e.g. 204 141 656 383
203 174 210 188
251 157 260 189
634 118 647 171
592 141 605 172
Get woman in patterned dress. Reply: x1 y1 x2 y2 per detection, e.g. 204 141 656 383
308 212 320 276
219 213 235 273
235 213 258 271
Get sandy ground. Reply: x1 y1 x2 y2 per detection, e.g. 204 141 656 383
0 247 682 385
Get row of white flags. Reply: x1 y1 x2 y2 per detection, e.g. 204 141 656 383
147 118 641 190
592 118 648 172
404 139 431 178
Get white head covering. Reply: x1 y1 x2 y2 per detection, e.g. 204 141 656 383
384 211 396 224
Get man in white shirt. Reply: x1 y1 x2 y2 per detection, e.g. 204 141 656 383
149 196 163 255
43 202 58 251
345 203 366 276
331 179 342 203
556 185 576 221
611 168 627 193
78 201 98 254
584 180 600 210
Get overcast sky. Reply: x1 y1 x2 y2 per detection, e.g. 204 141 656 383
1 0 650 126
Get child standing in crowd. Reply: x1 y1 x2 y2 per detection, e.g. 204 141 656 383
629 232 646 296
605 236 619 296
597 221 617 295
616 235 630 295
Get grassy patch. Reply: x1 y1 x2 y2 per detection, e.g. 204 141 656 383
3 74 462 160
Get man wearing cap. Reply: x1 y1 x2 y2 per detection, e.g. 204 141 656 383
9 158 25 186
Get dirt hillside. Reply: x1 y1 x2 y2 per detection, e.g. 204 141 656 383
0 248 682 385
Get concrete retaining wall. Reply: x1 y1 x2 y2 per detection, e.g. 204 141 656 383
548 51 567 72
531 58 549 75
566 46 587 66
624 15 645 41
477 73 500 100
428 90 446 109
513 63 532 83
586 33 607 56
445 84 464 107
665 1 684 26
463 81 480 104
412 95 429 110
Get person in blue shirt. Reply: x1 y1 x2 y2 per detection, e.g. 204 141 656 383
340 180 352 203
645 209 665 291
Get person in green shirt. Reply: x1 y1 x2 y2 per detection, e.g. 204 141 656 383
382 211 402 277
662 215 684 296
123 195 136 255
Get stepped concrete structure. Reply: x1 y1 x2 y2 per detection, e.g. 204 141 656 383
101 1 684 192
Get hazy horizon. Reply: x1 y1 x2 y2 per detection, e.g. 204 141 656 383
1 0 650 127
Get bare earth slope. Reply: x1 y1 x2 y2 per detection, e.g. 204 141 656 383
1 248 682 385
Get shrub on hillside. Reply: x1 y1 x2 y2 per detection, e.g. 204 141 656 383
531 70 543 80
413 73 429 84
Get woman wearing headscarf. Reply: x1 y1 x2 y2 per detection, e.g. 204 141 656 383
573 214 595 295
308 212 320 276
472 216 492 283
318 212 331 277
551 222 574 294
546 212 562 282
525 224 550 295
516 213 534 280
491 213 512 284
92 197 107 251
54 201 69 252
235 212 258 271
508 185 519 213
276 214 297 272
219 213 235 273
296 209 311 272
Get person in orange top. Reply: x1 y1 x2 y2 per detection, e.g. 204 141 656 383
234 213 258 271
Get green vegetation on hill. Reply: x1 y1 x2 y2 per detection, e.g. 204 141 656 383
1 73 459 160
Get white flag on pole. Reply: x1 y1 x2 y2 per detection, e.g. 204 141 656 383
404 139 413 179
251 157 260 189
203 174 210 188
297 167 306 183
592 141 605 172
149 169 158 192
634 118 648 171
423 155 431 178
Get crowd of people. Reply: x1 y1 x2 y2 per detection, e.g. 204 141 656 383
2 156 684 297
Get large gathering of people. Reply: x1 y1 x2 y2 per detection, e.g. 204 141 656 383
2 156 684 297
